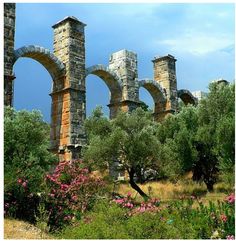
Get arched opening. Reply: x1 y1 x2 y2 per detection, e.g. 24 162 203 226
139 87 154 112
177 89 197 108
12 45 66 150
86 65 122 119
138 79 166 121
86 74 110 118
13 58 52 122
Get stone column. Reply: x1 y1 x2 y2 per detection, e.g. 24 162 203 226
152 54 178 118
109 49 140 114
4 3 16 106
52 16 86 160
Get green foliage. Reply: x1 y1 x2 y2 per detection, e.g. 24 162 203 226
57 201 129 239
45 160 106 230
58 194 235 239
4 107 57 222
157 106 198 181
83 107 161 198
156 82 235 190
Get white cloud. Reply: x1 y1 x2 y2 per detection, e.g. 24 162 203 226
156 31 234 56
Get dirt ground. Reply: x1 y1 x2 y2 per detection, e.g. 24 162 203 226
4 218 53 239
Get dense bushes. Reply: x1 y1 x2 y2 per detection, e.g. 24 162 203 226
4 107 57 222
58 193 235 239
45 159 106 230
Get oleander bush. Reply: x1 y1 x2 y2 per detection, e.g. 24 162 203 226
58 193 235 239
45 159 107 230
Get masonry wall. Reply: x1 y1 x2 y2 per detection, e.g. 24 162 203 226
152 55 178 115
4 3 16 106
109 49 140 113
52 17 87 160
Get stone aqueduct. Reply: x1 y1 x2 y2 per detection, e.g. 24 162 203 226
4 3 197 160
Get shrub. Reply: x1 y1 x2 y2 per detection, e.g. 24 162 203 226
57 200 129 239
45 159 106 230
58 193 235 239
4 107 57 223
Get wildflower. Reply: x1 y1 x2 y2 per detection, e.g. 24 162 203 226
60 184 69 190
17 178 22 184
127 192 132 197
225 193 235 204
220 214 227 223
211 212 216 220
71 195 78 201
211 230 220 239
4 203 9 208
114 199 124 204
191 195 196 200
50 193 55 198
22 181 27 188
226 235 235 240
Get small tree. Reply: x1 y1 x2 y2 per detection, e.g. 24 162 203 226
157 82 235 191
4 107 57 221
83 107 161 200
196 82 235 188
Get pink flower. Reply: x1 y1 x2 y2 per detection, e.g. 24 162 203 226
22 181 27 188
17 178 23 184
71 195 78 201
127 192 132 197
60 184 69 190
225 193 235 204
220 214 228 223
226 235 235 240
114 199 124 204
138 206 146 213
191 195 196 200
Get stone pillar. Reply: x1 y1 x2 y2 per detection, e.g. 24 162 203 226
4 3 16 106
152 54 178 118
52 16 86 160
109 49 140 114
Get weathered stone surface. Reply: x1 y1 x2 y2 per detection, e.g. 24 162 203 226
109 49 140 112
178 89 197 106
152 54 178 118
4 3 16 106
14 45 65 79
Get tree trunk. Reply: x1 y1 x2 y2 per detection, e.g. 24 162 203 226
205 180 214 192
128 167 149 200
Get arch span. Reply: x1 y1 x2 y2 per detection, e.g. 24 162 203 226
138 79 166 104
86 64 122 102
13 45 65 79
178 89 197 105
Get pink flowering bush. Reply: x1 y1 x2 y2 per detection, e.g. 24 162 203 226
113 193 161 216
45 159 106 230
4 177 41 223
225 193 235 204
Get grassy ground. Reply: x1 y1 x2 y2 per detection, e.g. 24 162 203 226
4 177 232 239
116 177 232 203
4 218 53 239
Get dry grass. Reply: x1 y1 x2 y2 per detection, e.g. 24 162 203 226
4 218 53 239
117 179 230 203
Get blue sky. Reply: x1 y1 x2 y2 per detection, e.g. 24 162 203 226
13 3 235 122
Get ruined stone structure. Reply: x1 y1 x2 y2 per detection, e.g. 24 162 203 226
4 3 197 160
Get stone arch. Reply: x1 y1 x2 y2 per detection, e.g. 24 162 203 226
178 89 197 106
13 45 65 79
86 64 122 103
139 79 166 103
13 45 67 152
138 79 167 120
